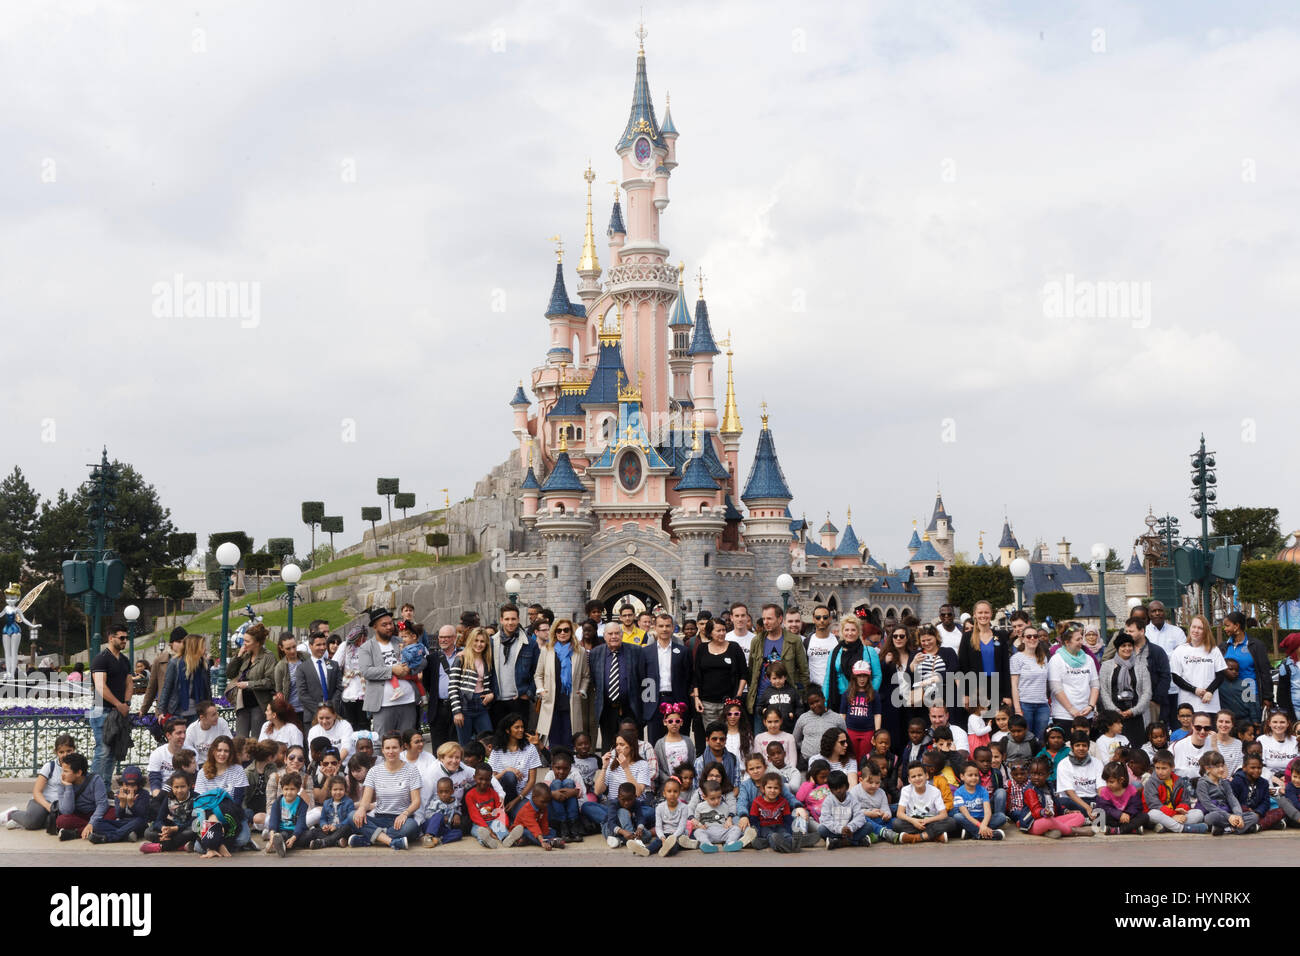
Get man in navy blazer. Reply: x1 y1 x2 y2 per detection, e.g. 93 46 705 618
589 622 644 751
640 612 693 744
298 632 343 723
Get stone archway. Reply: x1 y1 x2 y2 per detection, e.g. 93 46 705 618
594 560 671 617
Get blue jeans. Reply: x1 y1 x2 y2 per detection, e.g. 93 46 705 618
93 814 147 842
581 800 653 831
950 808 1008 837
860 815 892 837
455 696 493 746
518 827 557 847
643 834 681 855
818 823 871 846
548 780 580 823
423 811 462 843
599 806 639 840
1056 793 1094 817
359 813 420 844
472 820 508 846
1022 702 1050 741
88 713 112 781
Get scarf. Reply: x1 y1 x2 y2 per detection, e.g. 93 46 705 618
499 627 520 649
1057 646 1088 670
555 641 573 696
1115 652 1136 696
1067 752 1091 768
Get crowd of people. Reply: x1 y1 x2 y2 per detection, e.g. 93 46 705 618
6 596 1299 857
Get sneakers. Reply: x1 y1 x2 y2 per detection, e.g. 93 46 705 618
5 819 19 830
88 833 106 845
347 834 369 848
1136 826 1145 835
128 831 139 843
1251 824 1262 834
390 836 407 850
677 834 699 850
421 834 438 848
58 828 80 842
1091 814 1105 835
958 828 968 840
866 831 880 845
1153 823 1166 833
272 833 286 857
1184 823 1209 834
722 839 743 852
990 829 1005 841
935 832 949 843
825 837 842 850
1043 828 1063 839
139 842 163 854
1210 825 1225 836
658 834 678 857
0 807 15 824
1071 826 1096 837
698 840 719 853
606 836 622 849
739 827 757 848
501 825 525 848
881 828 901 845
309 839 325 850
478 831 501 849
899 833 923 845
628 838 650 856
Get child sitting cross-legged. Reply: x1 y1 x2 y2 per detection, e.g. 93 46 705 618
90 765 150 844
140 771 197 854
949 760 1006 841
747 771 804 852
1195 750 1258 835
638 775 691 857
506 783 565 850
894 761 957 844
1095 760 1148 835
603 782 648 850
693 780 743 853
306 775 356 849
265 771 308 857
819 769 868 850
1018 756 1092 838
1141 749 1206 834
851 765 900 844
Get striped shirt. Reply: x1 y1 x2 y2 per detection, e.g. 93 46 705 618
363 762 423 817
196 764 248 794
602 760 652 803
488 745 543 782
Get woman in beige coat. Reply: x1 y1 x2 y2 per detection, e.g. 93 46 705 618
535 618 590 750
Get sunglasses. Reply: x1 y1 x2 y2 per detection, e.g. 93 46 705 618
555 627 571 633
813 615 830 621
287 754 305 761
1193 725 1211 731
665 717 683 725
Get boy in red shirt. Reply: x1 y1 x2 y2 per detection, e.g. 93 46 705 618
749 772 800 852
506 783 565 850
465 765 510 848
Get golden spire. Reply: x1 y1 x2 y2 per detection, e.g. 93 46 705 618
696 266 707 298
719 330 742 436
547 234 563 262
691 416 702 453
759 400 769 430
558 428 568 453
677 261 685 286
846 506 853 524
527 441 534 467
578 165 600 274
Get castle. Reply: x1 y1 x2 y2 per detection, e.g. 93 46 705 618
500 30 953 626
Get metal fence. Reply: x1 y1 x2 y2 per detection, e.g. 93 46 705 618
0 710 235 778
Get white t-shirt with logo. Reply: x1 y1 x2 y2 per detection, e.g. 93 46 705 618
1169 644 1226 712
937 625 964 654
805 634 839 687
1047 654 1099 721
727 630 755 665
183 716 232 764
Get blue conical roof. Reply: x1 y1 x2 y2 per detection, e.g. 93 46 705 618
741 422 792 501
608 200 626 236
521 466 540 490
911 538 944 563
907 529 922 550
926 493 955 533
998 519 1018 550
834 523 861 557
676 453 719 493
616 48 665 152
1126 552 1144 574
687 297 719 355
669 288 693 328
540 451 586 494
583 337 628 405
661 101 678 136
975 551 988 566
509 384 530 407
546 262 571 317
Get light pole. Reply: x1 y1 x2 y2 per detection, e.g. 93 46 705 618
1190 436 1217 620
123 604 140 667
505 577 521 607
215 541 241 696
1091 542 1109 640
281 563 302 638
776 573 794 615
1009 557 1030 612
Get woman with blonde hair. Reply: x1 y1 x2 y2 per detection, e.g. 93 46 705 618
227 622 276 737
821 614 882 713
535 618 589 750
956 600 1013 717
449 627 497 745
1169 613 1227 712
161 633 211 724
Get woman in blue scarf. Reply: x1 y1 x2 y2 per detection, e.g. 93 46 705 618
535 618 590 749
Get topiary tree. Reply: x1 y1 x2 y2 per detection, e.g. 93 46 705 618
1033 591 1077 626
158 576 193 628
301 502 325 556
321 515 344 555
207 532 253 562
426 531 449 562
361 507 382 545
946 564 1014 615
394 492 416 522
267 538 295 563
167 532 197 569
1238 560 1300 653
377 479 400 537
243 552 275 595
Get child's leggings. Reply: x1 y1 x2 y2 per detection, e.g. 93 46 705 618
303 822 355 847
1103 811 1150 834
817 823 871 846
159 828 196 851
1274 794 1300 825
845 729 873 766
1203 809 1259 833
643 831 683 855
696 823 740 845
754 821 800 851
1146 808 1205 831
93 814 147 842
1026 811 1087 835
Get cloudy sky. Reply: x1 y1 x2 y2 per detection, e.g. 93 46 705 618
4 0 1297 568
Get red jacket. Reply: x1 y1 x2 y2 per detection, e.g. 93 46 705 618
513 798 549 839
1141 775 1190 814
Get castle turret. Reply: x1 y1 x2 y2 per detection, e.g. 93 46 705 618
819 514 839 553
521 441 541 529
688 277 720 430
670 421 726 617
741 406 794 605
717 332 742 482
909 532 949 621
606 183 626 269
1125 551 1146 599
907 520 921 560
510 382 531 467
660 92 678 170
998 518 1019 567
536 431 593 616
668 263 694 404
575 165 602 316
926 491 955 563
833 508 863 569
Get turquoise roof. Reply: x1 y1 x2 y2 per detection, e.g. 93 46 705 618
687 297 719 356
819 519 838 535
509 385 530 406
545 263 586 318
583 336 628 405
608 200 626 236
676 452 719 493
588 401 670 470
540 451 586 494
616 49 665 152
926 493 954 533
907 529 922 550
911 538 943 563
669 288 693 328
521 466 540 490
741 424 792 501
834 524 861 557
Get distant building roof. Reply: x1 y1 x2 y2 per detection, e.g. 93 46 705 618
926 493 955 533
509 384 530 406
907 529 922 550
834 523 862 558
583 336 628 405
607 200 626 236
741 423 792 501
544 262 586 318
687 297 719 356
675 452 720 493
1126 552 1144 575
998 519 1018 550
911 538 944 563
805 540 833 558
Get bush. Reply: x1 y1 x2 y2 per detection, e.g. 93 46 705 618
1033 591 1076 623
946 565 1014 614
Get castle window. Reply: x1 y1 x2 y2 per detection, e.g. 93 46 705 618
704 553 710 567
551 565 558 579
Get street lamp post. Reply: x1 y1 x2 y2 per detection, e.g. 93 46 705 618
281 563 302 638
123 604 140 667
1091 542 1109 641
505 577 521 607
1009 558 1030 612
215 542 241 696
776 573 794 615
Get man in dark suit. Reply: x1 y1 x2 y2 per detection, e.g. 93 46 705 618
589 622 643 751
298 631 343 725
640 612 692 745
422 624 456 750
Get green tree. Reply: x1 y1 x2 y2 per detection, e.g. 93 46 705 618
1238 560 1300 653
1105 548 1123 572
1213 507 1285 560
377 479 400 536
362 507 382 543
267 538 295 563
243 552 276 595
207 532 253 560
80 462 176 603
302 502 325 556
1034 591 1077 624
0 466 40 584
29 489 88 658
426 531 449 562
321 516 344 554
167 532 197 569
946 565 1014 614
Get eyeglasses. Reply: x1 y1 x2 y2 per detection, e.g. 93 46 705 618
892 632 907 639
813 615 830 621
